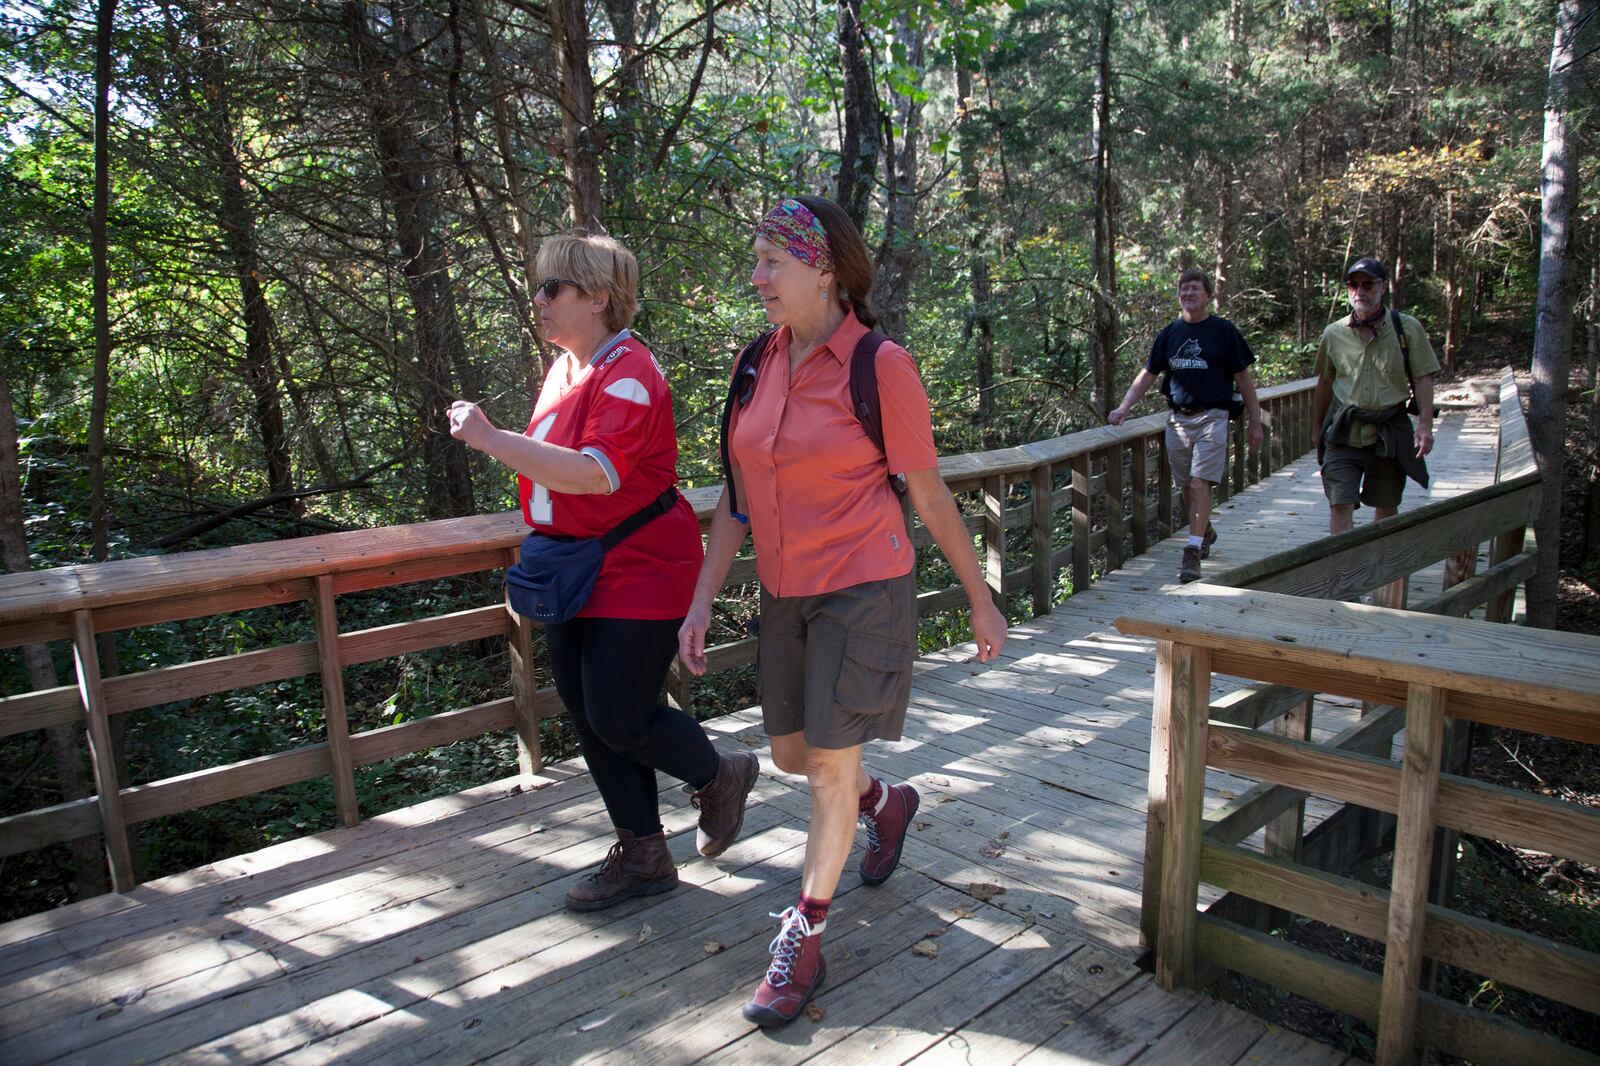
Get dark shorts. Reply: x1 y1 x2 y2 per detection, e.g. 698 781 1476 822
1320 441 1407 510
757 573 916 750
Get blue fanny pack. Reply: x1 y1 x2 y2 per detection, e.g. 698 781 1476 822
505 487 679 624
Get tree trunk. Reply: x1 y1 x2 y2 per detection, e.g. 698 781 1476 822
1443 189 1462 373
836 0 880 231
1089 1 1117 421
90 0 116 565
1214 0 1244 312
871 13 924 341
958 65 995 449
1527 0 1585 627
195 11 294 507
549 0 604 228
0 365 108 898
1586 232 1599 563
343 1 475 520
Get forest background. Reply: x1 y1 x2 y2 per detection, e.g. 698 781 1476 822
0 0 1596 926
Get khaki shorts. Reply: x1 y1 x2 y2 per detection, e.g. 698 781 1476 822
757 572 916 750
1320 441 1407 510
1165 408 1229 485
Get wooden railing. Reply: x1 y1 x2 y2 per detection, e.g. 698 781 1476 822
1119 374 1600 1066
0 378 1317 894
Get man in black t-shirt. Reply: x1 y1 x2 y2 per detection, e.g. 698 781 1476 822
1109 269 1262 583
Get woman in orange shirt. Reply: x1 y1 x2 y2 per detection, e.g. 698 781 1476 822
678 197 1007 1027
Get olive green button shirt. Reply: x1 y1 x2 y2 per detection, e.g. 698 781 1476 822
1314 311 1440 448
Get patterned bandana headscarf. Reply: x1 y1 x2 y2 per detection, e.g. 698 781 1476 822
754 199 833 272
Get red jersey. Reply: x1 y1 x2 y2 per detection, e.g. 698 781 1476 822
517 332 702 620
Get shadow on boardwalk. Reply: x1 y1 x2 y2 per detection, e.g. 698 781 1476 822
0 405 1499 1064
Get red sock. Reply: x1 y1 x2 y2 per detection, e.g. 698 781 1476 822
798 894 831 929
858 776 884 815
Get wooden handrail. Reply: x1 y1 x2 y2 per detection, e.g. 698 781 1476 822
0 377 1319 893
1120 372 1599 1066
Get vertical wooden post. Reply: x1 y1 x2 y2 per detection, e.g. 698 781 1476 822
1071 454 1091 597
1104 445 1125 572
71 609 135 892
1030 464 1054 617
1156 434 1173 540
982 475 1006 610
1486 527 1525 623
1142 638 1172 949
1376 682 1448 1066
313 576 360 827
1130 437 1149 555
1216 423 1233 504
1265 698 1313 862
1153 640 1211 990
505 548 543 776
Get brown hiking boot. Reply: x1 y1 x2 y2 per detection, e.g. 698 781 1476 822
690 750 759 858
1201 524 1218 559
564 829 678 912
1179 545 1203 584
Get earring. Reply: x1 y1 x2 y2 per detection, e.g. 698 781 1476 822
820 285 829 303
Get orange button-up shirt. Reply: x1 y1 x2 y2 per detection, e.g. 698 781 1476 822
729 312 939 598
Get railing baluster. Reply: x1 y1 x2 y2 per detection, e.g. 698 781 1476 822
982 475 1006 610
505 548 544 776
70 609 135 892
1157 433 1173 540
1105 445 1125 572
1376 683 1449 1066
313 576 360 827
1071 455 1092 596
1030 464 1054 616
1130 437 1149 556
1265 697 1313 864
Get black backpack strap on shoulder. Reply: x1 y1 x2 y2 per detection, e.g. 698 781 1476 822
719 329 776 523
1390 308 1414 384
849 329 909 498
599 487 679 551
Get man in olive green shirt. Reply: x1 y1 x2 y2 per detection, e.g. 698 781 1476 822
1311 258 1439 535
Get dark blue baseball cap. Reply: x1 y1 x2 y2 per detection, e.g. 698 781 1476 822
1345 257 1388 281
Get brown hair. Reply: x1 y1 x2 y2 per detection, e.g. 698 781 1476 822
793 195 878 328
535 231 639 332
1177 268 1213 295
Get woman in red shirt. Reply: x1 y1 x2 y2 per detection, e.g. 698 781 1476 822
678 198 1007 1026
450 232 758 912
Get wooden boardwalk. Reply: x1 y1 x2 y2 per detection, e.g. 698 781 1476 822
0 396 1502 1065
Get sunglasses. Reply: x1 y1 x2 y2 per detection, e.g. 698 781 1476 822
537 277 580 300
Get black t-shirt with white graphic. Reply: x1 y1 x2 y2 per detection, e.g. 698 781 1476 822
1144 315 1254 410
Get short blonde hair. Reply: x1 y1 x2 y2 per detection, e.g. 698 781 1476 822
534 232 640 332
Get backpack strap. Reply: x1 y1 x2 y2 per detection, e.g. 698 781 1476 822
1390 308 1414 385
598 487 679 551
849 330 909 498
719 329 777 523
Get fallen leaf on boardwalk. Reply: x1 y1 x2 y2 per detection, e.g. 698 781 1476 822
968 882 1005 902
924 926 948 938
463 1018 481 1031
914 820 933 831
936 795 957 804
912 939 940 958
979 840 1006 859
1024 855 1041 863
1217 790 1236 801
703 940 725 955
927 775 951 787
527 822 547 833
637 923 656 945
998 831 1010 840
953 908 977 920
219 894 242 905
804 1004 826 1022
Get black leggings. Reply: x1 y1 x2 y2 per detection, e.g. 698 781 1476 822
545 616 720 837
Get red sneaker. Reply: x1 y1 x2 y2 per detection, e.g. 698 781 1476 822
859 782 919 886
742 907 827 1027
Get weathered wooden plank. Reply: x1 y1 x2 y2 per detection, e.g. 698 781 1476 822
0 797 101 859
1116 584 1600 737
0 684 81 737
1265 697 1313 863
1105 443 1125 572
1201 841 1600 1018
101 642 319 716
1031 464 1055 617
